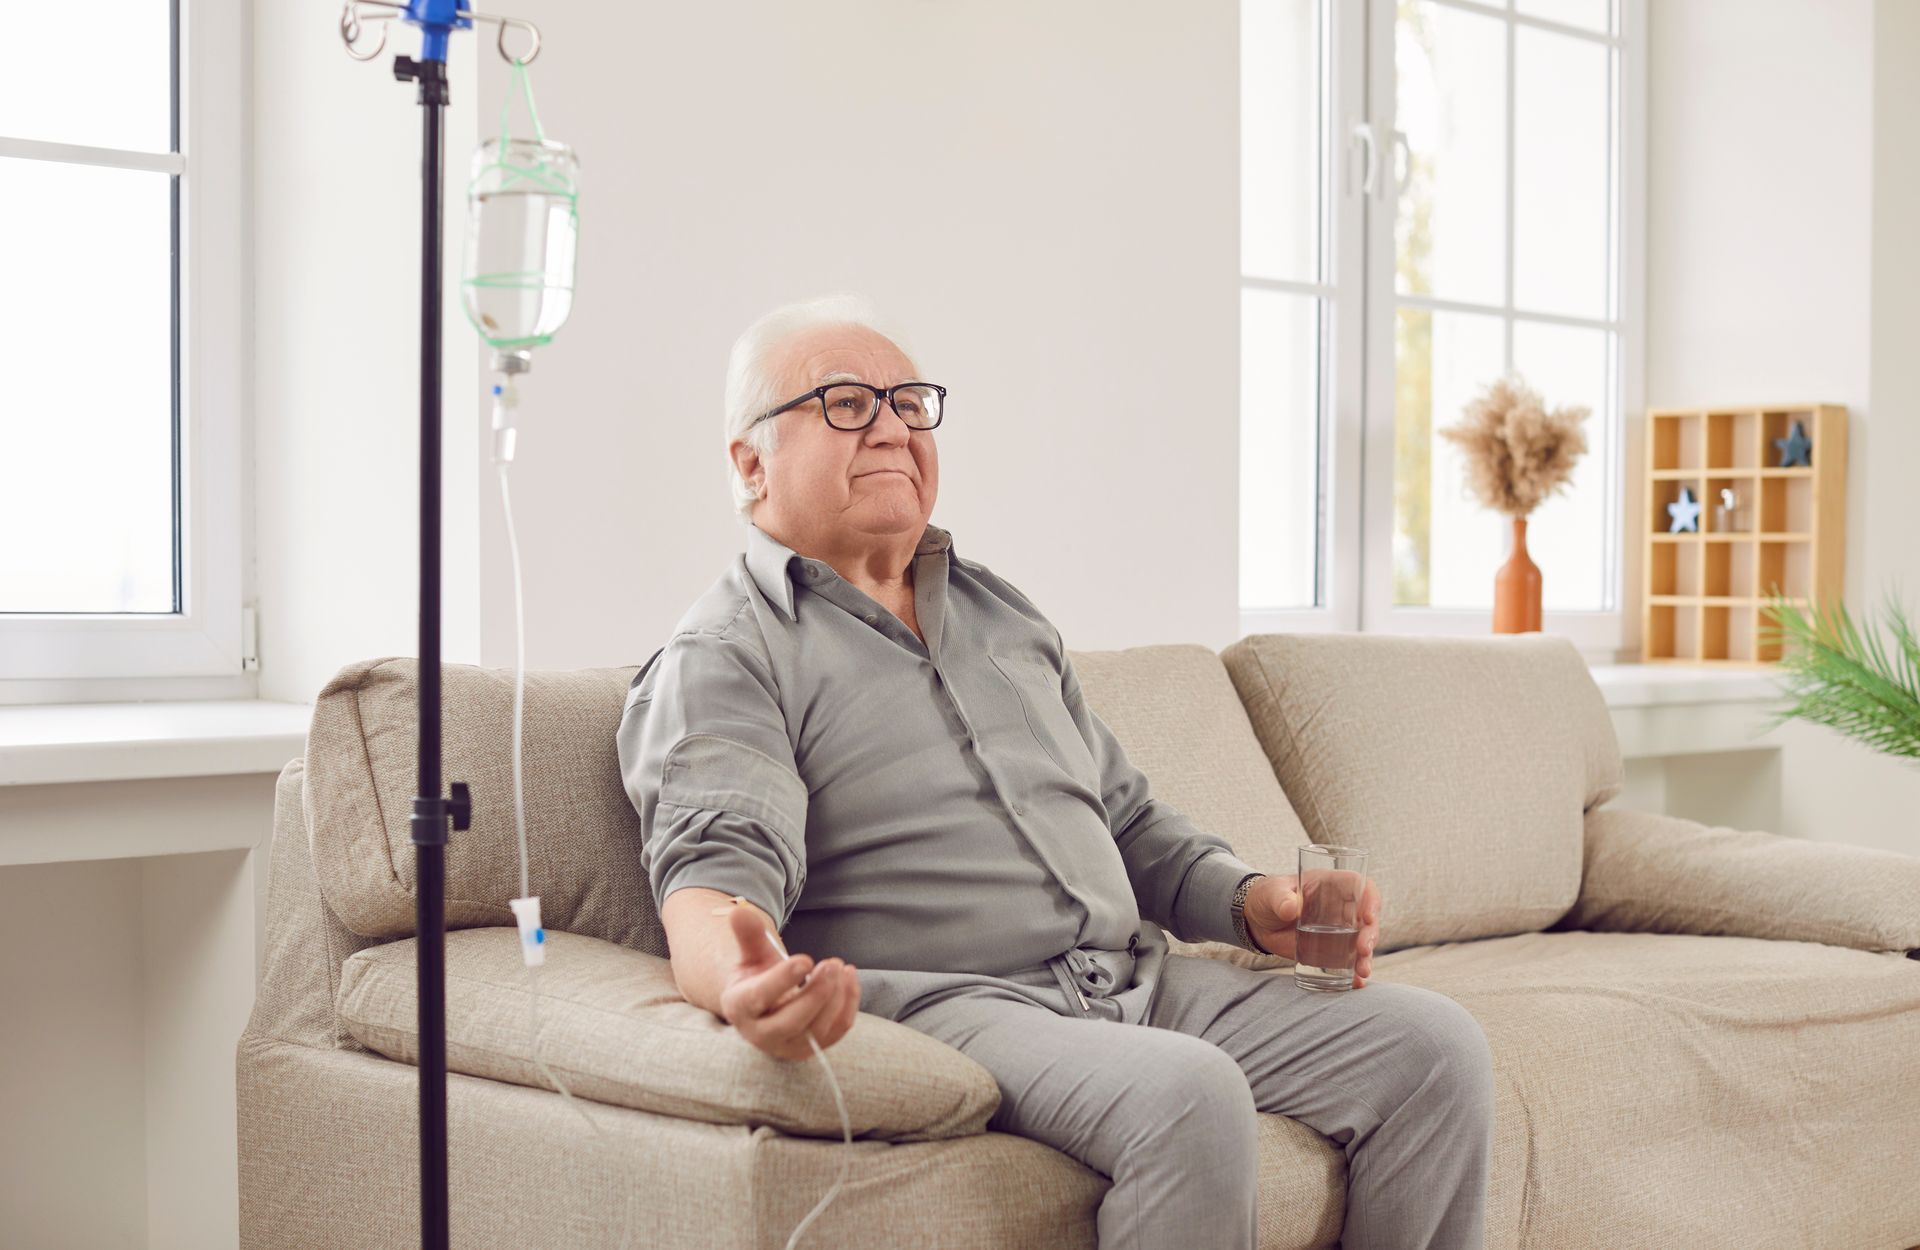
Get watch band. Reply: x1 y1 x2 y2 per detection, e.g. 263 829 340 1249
1230 871 1267 953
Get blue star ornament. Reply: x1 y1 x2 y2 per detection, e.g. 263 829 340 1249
1774 419 1813 467
1667 485 1702 533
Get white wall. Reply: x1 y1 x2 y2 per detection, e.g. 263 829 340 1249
469 0 1241 670
1647 0 1920 852
252 1 482 705
242 0 1918 850
0 860 147 1248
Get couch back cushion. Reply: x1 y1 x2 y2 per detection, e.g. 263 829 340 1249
1219 632 1623 952
305 657 667 955
1068 644 1311 876
304 646 1305 960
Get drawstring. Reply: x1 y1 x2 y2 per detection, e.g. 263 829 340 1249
1049 957 1091 1013
1049 933 1142 1014
1065 948 1117 995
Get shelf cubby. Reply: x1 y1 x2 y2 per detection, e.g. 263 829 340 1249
1642 404 1846 665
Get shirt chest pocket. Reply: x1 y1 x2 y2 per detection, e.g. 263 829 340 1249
988 653 1102 793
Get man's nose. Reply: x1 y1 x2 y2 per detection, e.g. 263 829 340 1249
867 400 914 440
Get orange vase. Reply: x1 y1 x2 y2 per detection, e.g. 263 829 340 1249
1493 515 1542 633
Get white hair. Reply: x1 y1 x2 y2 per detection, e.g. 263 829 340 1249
722 293 920 522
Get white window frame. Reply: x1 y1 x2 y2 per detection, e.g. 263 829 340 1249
1240 0 1647 663
1240 0 1368 640
0 0 251 703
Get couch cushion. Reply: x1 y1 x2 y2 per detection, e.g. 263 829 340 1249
1068 644 1314 962
338 926 1002 1143
242 1025 1113 1250
1557 807 1920 953
305 657 666 954
1378 929 1920 1247
1220 632 1623 951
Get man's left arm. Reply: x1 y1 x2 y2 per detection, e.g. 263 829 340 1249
1057 647 1264 949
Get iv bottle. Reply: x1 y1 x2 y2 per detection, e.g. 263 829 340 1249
461 136 579 353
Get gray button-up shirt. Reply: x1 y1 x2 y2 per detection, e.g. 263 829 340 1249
615 519 1263 1026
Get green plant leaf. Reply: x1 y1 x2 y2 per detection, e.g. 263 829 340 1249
1758 590 1920 763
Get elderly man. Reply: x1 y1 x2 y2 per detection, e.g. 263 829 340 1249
616 295 1494 1249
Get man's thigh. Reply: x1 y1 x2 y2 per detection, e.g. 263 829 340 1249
894 986 1259 1181
1146 952 1492 1150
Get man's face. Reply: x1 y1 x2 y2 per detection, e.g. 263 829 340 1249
732 323 940 552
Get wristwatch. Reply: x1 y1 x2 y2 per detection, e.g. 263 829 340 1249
1230 872 1267 953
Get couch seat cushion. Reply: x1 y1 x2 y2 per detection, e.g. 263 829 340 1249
1376 929 1920 1248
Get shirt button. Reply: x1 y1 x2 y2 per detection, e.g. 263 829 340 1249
864 612 877 624
1010 802 1025 816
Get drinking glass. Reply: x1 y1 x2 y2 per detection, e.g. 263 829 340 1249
1293 844 1369 992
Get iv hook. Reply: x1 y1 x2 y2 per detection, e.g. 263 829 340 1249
465 9 543 65
338 1 543 65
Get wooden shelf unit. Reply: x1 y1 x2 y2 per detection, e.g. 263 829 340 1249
1640 404 1846 665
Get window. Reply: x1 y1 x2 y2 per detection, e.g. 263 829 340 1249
1241 0 1645 656
0 0 249 699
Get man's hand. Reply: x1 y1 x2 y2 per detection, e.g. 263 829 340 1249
715 904 861 1061
1243 871 1382 988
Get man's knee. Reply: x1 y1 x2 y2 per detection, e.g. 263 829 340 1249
1388 985 1495 1112
1135 1033 1262 1161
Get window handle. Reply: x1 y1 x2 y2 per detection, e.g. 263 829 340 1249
1390 128 1411 200
1349 120 1378 197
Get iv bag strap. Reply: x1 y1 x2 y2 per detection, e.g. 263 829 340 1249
498 56 547 147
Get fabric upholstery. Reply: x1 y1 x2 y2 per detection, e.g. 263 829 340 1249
1220 632 1625 952
1375 928 1920 1249
237 1026 1343 1250
304 657 664 955
237 637 1920 1250
242 926 1920 1250
238 1028 1120 1250
337 926 1002 1143
1551 807 1920 954
1068 644 1312 966
254 756 382 1051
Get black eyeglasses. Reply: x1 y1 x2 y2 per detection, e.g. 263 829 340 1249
751 381 947 432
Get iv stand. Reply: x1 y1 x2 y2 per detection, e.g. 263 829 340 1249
400 46 462 1250
339 4 542 1246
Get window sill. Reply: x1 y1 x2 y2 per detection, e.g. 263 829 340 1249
0 699 312 787
1586 661 1784 709
1589 663 1788 762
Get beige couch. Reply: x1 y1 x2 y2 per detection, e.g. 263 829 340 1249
236 633 1920 1249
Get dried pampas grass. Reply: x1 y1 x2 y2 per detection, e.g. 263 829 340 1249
1439 374 1590 517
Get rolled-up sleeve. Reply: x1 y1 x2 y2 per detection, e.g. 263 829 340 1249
615 630 809 930
1058 645 1262 949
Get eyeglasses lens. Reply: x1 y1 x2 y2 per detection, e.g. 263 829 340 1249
822 384 942 430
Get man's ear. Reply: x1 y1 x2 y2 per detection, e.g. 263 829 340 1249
729 439 765 499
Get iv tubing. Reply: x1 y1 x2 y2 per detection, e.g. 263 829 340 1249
497 425 600 1133
495 409 636 1249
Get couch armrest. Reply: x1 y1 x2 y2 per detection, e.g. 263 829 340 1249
337 927 1001 1142
1551 808 1920 956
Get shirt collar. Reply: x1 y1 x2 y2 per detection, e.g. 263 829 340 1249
745 520 953 624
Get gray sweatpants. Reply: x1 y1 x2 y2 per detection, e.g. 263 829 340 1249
893 949 1495 1250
